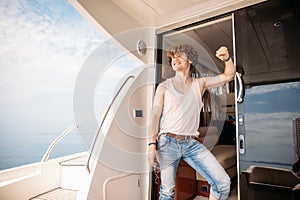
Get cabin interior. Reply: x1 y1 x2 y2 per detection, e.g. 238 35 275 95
149 13 237 200
152 0 300 199
150 92 238 200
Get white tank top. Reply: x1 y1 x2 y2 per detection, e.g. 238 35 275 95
159 78 203 136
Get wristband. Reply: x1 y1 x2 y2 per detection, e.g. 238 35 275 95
148 142 156 146
224 56 231 62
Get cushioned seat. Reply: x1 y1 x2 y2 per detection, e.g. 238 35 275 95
196 145 237 181
240 117 300 199
196 124 237 182
211 145 236 169
195 93 237 196
241 166 300 200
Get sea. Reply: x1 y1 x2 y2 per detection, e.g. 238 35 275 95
0 133 293 171
0 130 85 171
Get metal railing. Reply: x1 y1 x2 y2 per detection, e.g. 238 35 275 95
41 124 78 162
42 75 134 167
86 75 134 172
41 108 105 162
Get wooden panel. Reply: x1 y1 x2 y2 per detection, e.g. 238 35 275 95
197 181 210 197
156 159 197 200
175 160 197 200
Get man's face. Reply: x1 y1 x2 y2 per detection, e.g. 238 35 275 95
171 52 190 72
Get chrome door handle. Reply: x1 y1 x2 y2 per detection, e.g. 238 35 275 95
239 135 245 154
236 72 243 103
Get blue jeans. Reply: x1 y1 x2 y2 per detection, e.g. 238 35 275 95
157 134 230 200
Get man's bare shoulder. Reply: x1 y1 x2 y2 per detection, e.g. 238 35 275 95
157 80 168 90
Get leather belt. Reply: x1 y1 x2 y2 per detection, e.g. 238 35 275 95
164 132 196 140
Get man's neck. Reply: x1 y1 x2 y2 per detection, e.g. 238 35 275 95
173 71 192 84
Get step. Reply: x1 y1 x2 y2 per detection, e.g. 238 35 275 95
60 154 87 166
30 187 77 200
60 154 88 190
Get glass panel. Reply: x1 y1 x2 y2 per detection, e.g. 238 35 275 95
161 17 234 83
240 81 300 171
157 16 237 199
160 17 235 130
73 38 143 153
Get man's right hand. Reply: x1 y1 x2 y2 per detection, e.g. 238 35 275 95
148 145 160 168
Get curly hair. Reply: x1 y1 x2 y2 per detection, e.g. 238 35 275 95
167 44 199 76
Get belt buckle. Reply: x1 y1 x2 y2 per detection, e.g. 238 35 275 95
184 135 192 140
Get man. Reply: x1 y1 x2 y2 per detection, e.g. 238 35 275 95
148 44 235 200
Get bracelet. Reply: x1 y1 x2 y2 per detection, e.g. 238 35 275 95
148 142 156 146
224 56 231 62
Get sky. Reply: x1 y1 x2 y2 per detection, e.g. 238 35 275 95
0 0 142 169
0 0 107 168
0 0 104 134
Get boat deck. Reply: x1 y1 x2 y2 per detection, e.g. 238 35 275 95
60 155 87 166
194 185 237 200
30 187 77 200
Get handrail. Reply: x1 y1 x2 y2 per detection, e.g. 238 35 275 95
41 108 105 162
41 124 78 162
236 72 243 103
86 75 135 172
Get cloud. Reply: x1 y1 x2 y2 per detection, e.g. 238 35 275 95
246 81 300 95
0 0 104 103
255 101 267 105
0 0 145 135
243 111 299 164
0 0 104 132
